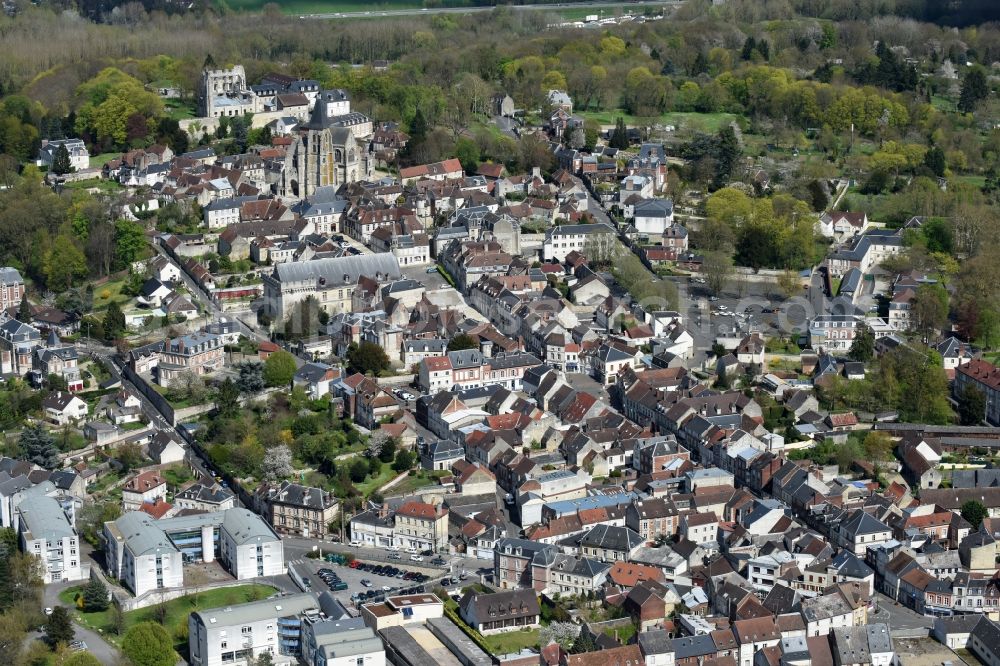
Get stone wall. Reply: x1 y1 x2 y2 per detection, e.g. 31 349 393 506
178 110 289 138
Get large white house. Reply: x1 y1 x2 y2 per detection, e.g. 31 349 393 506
543 223 616 263
808 315 866 353
632 198 674 236
37 139 90 172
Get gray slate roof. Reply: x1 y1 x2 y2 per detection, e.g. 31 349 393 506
192 593 318 627
18 495 73 541
270 480 337 511
272 252 401 285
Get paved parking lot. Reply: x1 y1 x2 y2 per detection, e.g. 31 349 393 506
660 277 795 365
287 555 469 609
402 263 448 290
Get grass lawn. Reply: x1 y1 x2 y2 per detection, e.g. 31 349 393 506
604 622 637 644
63 177 122 194
166 98 198 120
55 431 88 452
354 463 399 496
482 628 540 654
60 583 276 653
384 470 448 497
89 152 121 168
578 109 740 133
86 470 123 496
765 338 801 355
222 0 422 12
955 174 986 188
162 463 195 489
92 279 131 311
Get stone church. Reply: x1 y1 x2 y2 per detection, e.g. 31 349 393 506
276 90 374 200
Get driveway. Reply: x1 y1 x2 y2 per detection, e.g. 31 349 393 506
43 580 120 664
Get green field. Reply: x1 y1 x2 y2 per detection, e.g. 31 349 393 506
60 583 277 654
578 109 740 133
222 0 423 13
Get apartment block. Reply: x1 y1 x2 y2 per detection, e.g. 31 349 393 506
189 593 320 666
104 508 283 597
17 495 85 584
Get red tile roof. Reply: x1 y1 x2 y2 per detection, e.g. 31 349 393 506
397 501 446 520
138 499 173 519
124 471 166 492
958 359 1000 391
400 158 463 180
424 356 453 372
608 561 665 587
827 412 858 427
563 644 642 666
